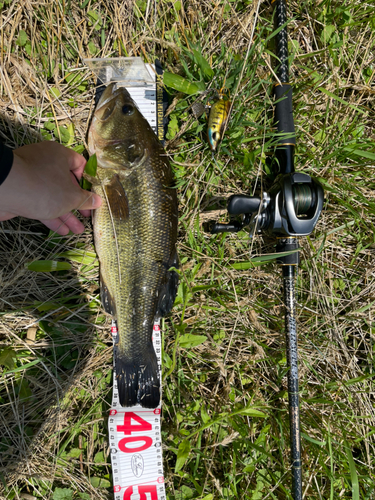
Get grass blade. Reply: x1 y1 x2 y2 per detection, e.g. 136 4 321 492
27 260 71 272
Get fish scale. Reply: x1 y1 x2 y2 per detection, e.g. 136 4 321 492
88 83 178 408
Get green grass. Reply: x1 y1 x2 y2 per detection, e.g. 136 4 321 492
1 0 375 499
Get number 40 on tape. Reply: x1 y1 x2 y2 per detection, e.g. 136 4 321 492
110 406 165 499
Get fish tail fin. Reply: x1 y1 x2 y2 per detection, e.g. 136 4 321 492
137 345 160 408
115 354 139 407
115 345 160 409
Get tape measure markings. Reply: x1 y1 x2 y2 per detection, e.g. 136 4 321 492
108 67 166 499
110 319 165 500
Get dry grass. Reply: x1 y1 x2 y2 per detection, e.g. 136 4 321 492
1 0 375 499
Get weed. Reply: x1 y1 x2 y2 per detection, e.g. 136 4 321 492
0 0 375 499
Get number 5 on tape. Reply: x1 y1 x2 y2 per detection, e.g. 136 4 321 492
123 485 158 499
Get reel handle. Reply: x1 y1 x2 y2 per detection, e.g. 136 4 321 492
227 195 261 215
210 221 244 234
210 195 261 234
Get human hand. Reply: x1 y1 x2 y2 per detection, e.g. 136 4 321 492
0 142 102 235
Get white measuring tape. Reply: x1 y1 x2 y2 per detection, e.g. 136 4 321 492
110 320 166 500
105 62 167 499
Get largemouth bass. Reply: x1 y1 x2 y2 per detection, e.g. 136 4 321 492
88 83 178 408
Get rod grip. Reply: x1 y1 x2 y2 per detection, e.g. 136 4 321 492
274 84 295 145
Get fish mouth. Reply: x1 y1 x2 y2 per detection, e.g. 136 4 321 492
95 83 133 122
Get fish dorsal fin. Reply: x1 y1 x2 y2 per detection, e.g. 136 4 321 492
104 174 129 221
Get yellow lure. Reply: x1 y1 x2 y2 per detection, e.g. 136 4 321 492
207 96 231 152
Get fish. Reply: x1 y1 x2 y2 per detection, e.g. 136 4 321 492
207 94 231 152
88 83 178 408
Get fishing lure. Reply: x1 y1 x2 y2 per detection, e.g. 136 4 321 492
207 88 231 153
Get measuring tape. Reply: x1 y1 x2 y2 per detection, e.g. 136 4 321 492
110 320 166 500
102 60 168 500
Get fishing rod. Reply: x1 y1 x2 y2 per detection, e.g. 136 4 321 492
210 0 324 498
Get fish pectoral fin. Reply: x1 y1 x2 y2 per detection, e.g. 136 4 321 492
105 174 129 221
156 251 179 318
100 270 116 316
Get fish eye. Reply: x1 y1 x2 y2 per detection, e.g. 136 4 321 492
212 131 220 142
122 104 134 115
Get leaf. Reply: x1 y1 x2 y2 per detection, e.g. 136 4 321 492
27 260 71 272
16 30 28 47
88 41 97 55
166 115 179 140
18 378 32 399
0 348 17 370
44 121 55 131
66 122 75 146
87 10 101 25
4 359 42 375
67 448 82 458
163 72 204 95
201 406 210 424
53 125 71 144
236 408 266 418
176 486 194 499
318 88 365 114
179 334 207 348
342 148 375 161
192 49 214 79
321 25 336 44
230 250 300 270
175 439 191 472
345 442 359 500
352 299 375 314
301 432 326 447
73 144 85 154
52 488 74 500
82 154 97 189
50 87 61 99
85 153 98 177
89 477 111 488
56 249 97 266
94 451 105 463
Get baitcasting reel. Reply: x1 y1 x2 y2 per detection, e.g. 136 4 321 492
211 172 324 240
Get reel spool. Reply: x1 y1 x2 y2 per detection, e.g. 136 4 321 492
292 184 316 216
210 173 324 238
